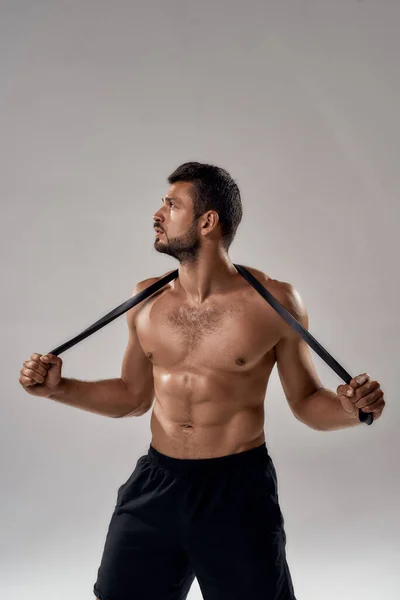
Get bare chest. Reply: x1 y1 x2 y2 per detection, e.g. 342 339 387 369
135 291 282 369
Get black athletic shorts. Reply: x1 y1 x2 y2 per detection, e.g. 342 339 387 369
93 442 296 600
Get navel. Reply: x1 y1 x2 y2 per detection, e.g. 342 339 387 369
235 357 246 366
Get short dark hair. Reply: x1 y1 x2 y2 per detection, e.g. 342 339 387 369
167 162 243 250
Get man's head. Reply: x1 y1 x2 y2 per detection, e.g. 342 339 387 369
153 162 242 263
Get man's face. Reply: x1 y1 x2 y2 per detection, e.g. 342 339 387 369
153 181 201 264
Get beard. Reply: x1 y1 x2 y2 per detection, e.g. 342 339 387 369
154 219 201 265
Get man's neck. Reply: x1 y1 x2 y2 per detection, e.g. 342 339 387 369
176 250 237 304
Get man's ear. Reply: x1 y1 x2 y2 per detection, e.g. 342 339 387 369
200 210 220 236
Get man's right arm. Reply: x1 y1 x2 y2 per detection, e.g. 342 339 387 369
48 278 157 418
48 377 138 418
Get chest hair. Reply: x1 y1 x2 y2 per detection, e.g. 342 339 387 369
163 303 236 352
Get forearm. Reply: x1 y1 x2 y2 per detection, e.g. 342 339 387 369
294 387 361 431
48 377 141 418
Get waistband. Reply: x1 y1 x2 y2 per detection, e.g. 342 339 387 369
146 442 270 473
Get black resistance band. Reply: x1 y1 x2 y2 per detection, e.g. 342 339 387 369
48 264 373 426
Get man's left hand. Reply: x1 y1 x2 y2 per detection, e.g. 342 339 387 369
337 373 386 421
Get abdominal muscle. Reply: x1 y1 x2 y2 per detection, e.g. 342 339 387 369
148 357 276 459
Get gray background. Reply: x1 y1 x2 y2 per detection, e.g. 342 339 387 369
1 1 399 598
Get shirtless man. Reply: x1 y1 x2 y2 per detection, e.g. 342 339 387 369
19 162 385 600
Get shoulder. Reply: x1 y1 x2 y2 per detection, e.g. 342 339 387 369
132 269 178 295
240 265 308 323
127 270 178 326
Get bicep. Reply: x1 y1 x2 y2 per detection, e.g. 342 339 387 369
120 282 155 415
275 284 323 415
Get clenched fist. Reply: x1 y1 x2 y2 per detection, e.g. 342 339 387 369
337 372 385 421
19 353 63 397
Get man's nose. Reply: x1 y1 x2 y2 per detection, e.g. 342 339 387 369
153 206 165 222
153 211 164 225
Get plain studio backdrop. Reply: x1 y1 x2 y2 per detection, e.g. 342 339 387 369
1 1 399 598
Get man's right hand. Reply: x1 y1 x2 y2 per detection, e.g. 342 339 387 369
19 353 63 397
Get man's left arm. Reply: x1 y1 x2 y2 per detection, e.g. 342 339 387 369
273 283 386 431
